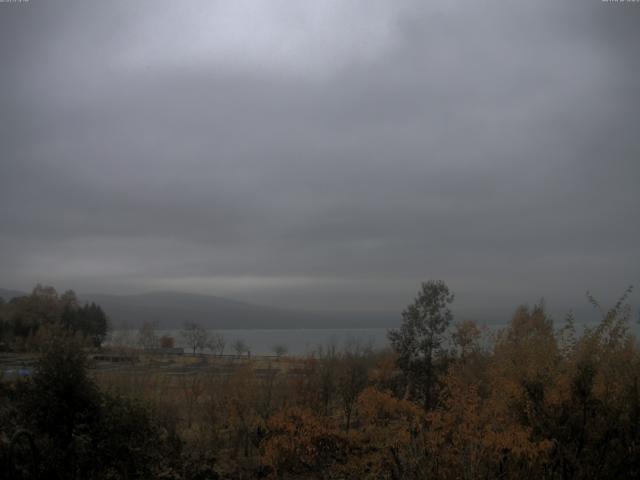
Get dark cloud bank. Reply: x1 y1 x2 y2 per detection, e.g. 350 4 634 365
1 1 638 325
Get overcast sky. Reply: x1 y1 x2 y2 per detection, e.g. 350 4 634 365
1 0 638 316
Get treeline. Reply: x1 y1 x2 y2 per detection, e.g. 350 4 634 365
0 285 108 349
0 330 180 480
1 281 639 479
254 282 640 479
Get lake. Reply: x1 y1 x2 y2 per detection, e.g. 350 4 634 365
110 328 391 356
109 319 640 356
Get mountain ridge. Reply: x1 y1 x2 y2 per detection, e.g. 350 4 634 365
1 287 613 330
1 287 397 329
81 291 397 329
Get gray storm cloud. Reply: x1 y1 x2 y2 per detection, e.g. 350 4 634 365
0 0 638 315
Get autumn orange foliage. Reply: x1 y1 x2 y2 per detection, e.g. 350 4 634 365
80 294 640 479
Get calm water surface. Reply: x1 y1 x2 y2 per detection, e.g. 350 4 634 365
111 328 390 356
110 320 640 356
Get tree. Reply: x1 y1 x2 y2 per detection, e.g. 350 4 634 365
317 344 339 416
0 297 10 344
337 342 369 433
349 387 426 479
159 335 175 349
9 285 61 340
19 328 101 454
110 322 135 351
4 286 109 349
262 407 346 477
181 321 208 355
207 331 226 356
12 329 179 479
272 344 288 357
451 319 482 360
137 320 158 350
388 280 454 410
233 339 248 357
60 299 109 348
78 302 109 348
59 289 79 307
